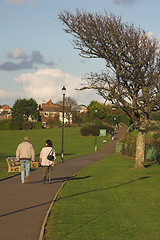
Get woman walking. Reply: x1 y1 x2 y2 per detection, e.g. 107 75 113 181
39 139 56 184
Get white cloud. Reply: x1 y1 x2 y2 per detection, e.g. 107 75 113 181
147 32 153 39
0 89 21 107
0 89 10 99
11 68 103 105
8 48 25 59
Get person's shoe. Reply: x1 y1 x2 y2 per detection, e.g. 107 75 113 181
26 176 29 184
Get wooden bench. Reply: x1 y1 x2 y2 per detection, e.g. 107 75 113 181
6 157 39 172
6 157 21 172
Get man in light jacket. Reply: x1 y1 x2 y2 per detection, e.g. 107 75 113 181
16 137 35 184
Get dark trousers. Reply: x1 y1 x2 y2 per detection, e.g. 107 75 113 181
42 165 53 182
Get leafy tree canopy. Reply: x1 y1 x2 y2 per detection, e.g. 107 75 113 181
87 100 106 119
12 98 39 122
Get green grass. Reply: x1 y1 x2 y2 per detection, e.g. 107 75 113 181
0 127 109 179
44 153 160 240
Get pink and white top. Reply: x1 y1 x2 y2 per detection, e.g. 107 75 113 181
40 146 56 166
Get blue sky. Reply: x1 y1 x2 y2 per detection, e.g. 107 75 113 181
0 0 160 107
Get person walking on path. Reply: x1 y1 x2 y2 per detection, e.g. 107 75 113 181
111 132 114 141
16 136 35 184
39 139 56 184
1 127 127 240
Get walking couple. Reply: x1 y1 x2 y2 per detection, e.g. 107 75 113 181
16 137 56 184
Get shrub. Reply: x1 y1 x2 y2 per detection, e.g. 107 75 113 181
147 121 160 131
0 120 11 130
149 111 160 121
80 124 100 136
23 122 32 130
119 115 133 126
125 142 136 157
105 114 132 127
119 132 136 157
105 115 114 125
32 122 42 129
80 122 114 136
118 132 160 159
146 138 160 147
96 121 114 133
10 120 23 130
46 116 61 128
119 132 136 144
153 133 160 140
120 143 126 155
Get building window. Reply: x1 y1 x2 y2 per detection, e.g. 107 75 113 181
44 112 49 117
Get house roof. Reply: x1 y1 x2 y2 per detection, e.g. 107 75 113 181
42 105 62 112
41 100 62 112
0 105 11 110
43 99 53 105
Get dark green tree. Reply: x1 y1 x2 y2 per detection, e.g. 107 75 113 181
12 98 39 122
87 101 106 120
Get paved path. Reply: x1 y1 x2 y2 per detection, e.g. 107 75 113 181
0 127 127 240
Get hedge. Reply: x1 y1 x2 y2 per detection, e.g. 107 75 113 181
80 122 114 136
116 132 160 162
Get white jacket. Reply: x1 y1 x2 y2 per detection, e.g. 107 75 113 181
16 141 35 161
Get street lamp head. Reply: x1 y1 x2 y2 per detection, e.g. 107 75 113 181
62 86 66 95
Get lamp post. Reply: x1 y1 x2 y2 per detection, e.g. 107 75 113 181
95 109 98 152
61 86 66 163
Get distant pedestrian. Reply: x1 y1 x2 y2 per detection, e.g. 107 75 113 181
16 137 35 184
111 132 114 141
39 139 56 184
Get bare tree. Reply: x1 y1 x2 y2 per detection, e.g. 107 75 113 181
58 9 160 169
56 97 80 124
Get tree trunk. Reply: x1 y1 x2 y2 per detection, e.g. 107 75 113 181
134 130 146 169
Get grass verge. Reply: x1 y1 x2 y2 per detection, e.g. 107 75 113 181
44 153 160 240
0 127 109 179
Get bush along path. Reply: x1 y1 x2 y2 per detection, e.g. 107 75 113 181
0 127 127 240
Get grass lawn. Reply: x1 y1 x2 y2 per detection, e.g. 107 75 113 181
0 127 109 179
44 153 160 240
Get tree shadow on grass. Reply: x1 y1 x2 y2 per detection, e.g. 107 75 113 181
51 175 91 184
57 176 151 201
144 161 159 168
69 175 92 181
144 164 152 168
